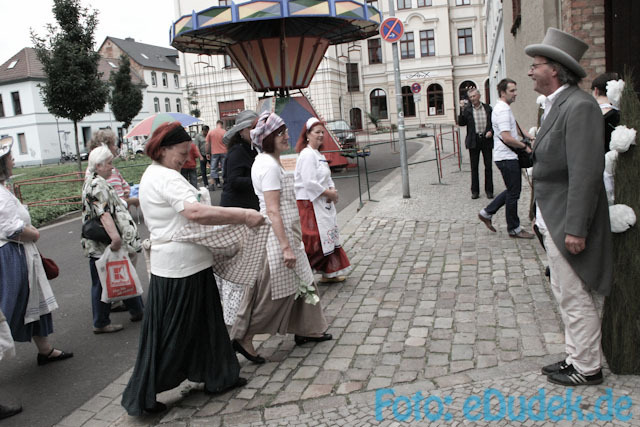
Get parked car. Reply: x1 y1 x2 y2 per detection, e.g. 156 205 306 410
326 120 356 150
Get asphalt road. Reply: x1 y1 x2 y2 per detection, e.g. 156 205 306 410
0 138 423 426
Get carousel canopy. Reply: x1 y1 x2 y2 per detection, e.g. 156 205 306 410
170 0 381 92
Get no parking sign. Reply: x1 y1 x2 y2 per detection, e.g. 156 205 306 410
380 17 404 42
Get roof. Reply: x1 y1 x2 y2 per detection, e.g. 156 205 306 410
0 47 145 86
0 48 46 83
101 36 180 71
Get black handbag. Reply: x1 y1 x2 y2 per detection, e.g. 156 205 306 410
502 122 533 169
81 217 112 244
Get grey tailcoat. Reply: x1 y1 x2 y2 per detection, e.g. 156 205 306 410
532 85 613 295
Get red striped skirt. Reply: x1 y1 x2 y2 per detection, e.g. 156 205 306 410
296 200 351 276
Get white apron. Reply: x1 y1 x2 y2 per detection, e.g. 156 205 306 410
266 173 314 300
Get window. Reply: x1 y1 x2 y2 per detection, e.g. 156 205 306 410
174 74 179 88
350 108 363 130
107 61 117 68
458 28 473 55
484 79 491 105
176 99 182 113
153 97 160 113
370 89 388 120
162 73 168 88
346 63 360 92
18 133 27 155
224 54 236 68
400 32 415 59
140 53 149 59
0 95 4 118
420 30 435 57
427 84 444 115
7 60 18 69
164 98 171 112
459 80 476 102
417 0 431 6
456 0 470 5
151 71 157 87
366 0 379 9
11 92 21 115
397 0 411 9
368 39 382 64
219 0 231 5
401 86 416 117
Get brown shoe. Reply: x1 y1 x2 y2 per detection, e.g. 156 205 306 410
478 213 496 232
93 324 124 334
510 230 535 239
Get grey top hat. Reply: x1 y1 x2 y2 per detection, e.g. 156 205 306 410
223 110 259 146
525 27 588 78
0 136 13 159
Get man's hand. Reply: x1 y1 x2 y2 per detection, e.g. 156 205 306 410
565 234 586 255
485 131 493 139
244 210 266 228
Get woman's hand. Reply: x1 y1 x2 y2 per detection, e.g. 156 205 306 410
245 210 266 228
324 188 339 204
19 225 40 242
282 246 296 269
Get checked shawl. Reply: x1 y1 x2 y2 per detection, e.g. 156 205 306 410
172 222 270 287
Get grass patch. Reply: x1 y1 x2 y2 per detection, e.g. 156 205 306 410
11 154 152 227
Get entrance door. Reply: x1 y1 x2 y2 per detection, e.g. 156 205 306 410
606 0 640 93
349 108 363 130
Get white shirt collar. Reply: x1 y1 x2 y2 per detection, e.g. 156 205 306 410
542 84 569 120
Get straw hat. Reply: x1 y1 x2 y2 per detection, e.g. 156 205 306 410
525 28 588 78
0 136 13 159
223 110 259 145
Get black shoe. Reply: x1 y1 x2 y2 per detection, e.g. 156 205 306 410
547 365 603 386
37 348 74 366
232 339 266 364
110 301 127 312
486 192 494 199
143 402 167 414
545 266 551 278
471 193 479 199
130 312 143 322
294 333 332 345
0 403 22 420
541 359 570 376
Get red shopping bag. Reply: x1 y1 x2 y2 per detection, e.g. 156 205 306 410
96 248 143 302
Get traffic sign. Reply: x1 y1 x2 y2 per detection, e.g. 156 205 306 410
413 93 421 103
380 17 404 42
411 82 421 94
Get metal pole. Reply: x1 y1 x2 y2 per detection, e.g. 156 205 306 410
388 0 410 198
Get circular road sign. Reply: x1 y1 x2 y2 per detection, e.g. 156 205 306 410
380 17 404 42
411 82 421 94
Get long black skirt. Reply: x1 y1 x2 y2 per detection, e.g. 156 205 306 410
121 267 240 416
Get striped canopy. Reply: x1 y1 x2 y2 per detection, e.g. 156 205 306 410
170 0 381 92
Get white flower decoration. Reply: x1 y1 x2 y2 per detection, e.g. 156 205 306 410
604 150 618 175
609 204 636 233
610 125 637 153
603 171 615 205
536 95 547 108
606 79 625 108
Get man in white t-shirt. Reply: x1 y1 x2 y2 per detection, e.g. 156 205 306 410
478 78 534 239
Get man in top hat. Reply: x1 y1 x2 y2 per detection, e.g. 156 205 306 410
526 28 612 386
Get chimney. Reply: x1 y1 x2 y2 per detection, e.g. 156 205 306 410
125 37 135 42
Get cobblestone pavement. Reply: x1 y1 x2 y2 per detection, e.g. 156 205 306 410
58 134 640 426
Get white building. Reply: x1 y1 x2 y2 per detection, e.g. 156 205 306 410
173 0 489 130
0 48 145 166
485 0 505 106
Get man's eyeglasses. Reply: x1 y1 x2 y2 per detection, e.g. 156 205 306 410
530 62 549 70
276 128 289 137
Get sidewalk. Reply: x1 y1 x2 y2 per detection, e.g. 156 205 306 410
58 136 640 426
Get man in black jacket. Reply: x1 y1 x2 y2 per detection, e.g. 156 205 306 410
458 87 494 199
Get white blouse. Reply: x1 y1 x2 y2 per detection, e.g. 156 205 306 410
294 147 334 201
0 186 29 247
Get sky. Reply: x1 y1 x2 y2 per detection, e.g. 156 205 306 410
1 0 176 64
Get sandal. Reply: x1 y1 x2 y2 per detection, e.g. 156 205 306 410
319 276 346 283
37 348 74 366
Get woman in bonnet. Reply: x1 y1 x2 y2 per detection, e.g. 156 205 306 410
230 112 331 365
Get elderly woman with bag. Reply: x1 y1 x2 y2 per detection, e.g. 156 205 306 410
81 146 144 334
294 118 351 283
121 122 265 415
230 112 331 365
0 137 72 366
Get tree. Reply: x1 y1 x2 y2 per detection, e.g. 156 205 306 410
110 54 143 133
186 82 200 118
32 0 109 171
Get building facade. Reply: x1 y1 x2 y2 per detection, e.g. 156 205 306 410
172 0 489 131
